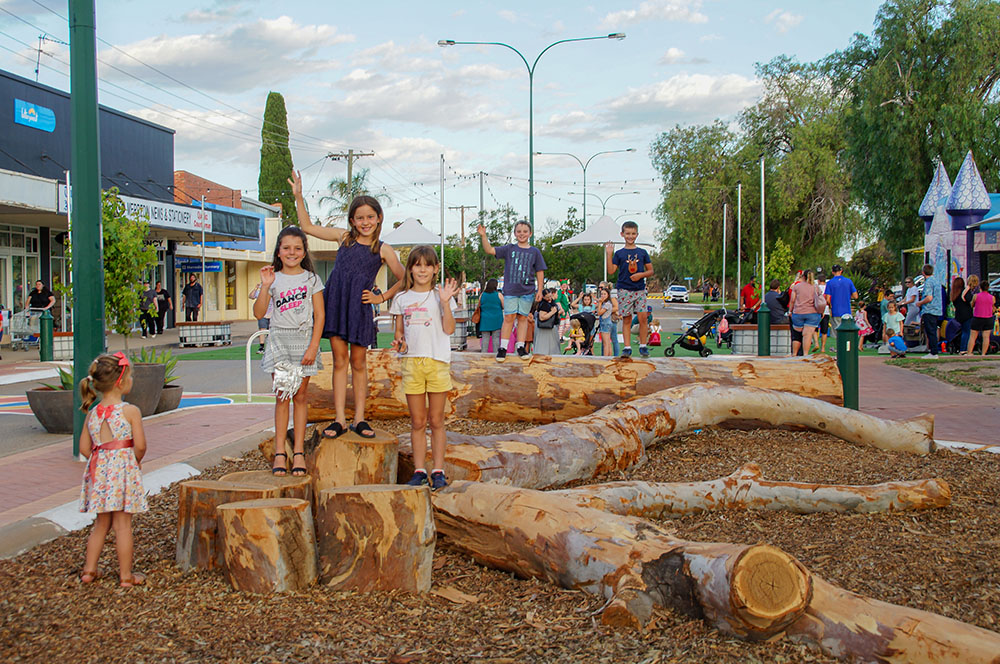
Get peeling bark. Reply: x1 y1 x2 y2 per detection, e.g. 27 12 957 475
307 350 844 423
434 482 1000 664
552 463 951 517
402 384 934 490
316 485 435 593
219 471 313 504
215 498 318 593
175 480 280 571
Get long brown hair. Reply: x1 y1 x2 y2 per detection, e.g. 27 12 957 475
401 245 439 292
271 226 316 273
78 354 131 411
342 195 383 254
950 276 965 302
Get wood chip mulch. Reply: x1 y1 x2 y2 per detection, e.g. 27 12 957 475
2 420 998 664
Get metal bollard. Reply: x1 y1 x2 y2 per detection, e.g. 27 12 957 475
39 310 54 362
835 313 859 410
757 300 771 356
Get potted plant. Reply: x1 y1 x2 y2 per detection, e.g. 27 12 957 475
26 367 75 434
135 347 184 413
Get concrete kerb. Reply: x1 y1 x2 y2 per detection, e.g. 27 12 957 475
0 424 274 560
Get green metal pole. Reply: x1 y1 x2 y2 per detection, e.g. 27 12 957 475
69 0 105 457
39 310 54 362
528 68 534 239
835 314 859 410
757 300 771 356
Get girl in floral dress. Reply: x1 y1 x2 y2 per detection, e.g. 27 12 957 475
78 352 148 587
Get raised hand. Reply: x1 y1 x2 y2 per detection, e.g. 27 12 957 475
287 170 303 198
439 278 458 302
476 224 487 236
260 265 276 287
604 241 615 254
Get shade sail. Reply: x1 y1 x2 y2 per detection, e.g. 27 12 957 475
380 217 441 246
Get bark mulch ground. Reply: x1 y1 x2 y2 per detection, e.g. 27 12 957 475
2 420 998 663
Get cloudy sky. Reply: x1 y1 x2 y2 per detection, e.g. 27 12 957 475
1 0 880 239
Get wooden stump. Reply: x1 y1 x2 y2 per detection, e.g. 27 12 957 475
306 427 399 498
175 480 279 571
216 498 318 593
316 485 435 592
219 470 313 504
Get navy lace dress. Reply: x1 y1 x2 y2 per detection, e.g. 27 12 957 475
323 240 383 346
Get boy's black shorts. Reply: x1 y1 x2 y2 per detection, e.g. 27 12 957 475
819 314 831 335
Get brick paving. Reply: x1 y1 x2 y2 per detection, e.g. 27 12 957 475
0 403 271 529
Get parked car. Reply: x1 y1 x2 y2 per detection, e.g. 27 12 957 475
664 284 689 303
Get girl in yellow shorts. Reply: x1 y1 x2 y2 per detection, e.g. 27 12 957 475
389 246 458 490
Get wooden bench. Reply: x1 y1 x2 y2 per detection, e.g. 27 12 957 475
176 320 232 347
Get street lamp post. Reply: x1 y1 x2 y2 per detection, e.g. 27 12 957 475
535 149 635 227
438 34 626 231
568 190 640 216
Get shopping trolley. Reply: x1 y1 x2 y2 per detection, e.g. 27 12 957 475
10 308 43 350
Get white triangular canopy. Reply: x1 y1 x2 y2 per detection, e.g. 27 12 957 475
554 215 655 248
380 217 441 246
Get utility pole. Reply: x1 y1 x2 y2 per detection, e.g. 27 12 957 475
449 204 477 287
326 149 374 202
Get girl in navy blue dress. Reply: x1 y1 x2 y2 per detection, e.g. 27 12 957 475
289 170 405 438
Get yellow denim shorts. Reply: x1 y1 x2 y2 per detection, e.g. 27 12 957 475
401 357 452 395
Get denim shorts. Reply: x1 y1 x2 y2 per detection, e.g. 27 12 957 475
503 293 534 316
598 316 615 333
790 312 821 330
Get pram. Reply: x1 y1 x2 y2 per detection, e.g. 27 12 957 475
864 303 883 348
717 309 753 349
665 309 725 357
563 312 597 355
10 308 43 350
943 319 963 354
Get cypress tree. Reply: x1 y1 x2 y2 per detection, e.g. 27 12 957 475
258 92 296 226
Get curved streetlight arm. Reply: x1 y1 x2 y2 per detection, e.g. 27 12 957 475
441 40 531 73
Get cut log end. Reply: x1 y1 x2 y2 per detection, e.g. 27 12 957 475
730 545 812 632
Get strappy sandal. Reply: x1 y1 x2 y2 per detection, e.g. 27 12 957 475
352 421 376 439
322 421 347 439
271 452 288 476
80 570 101 584
120 572 146 588
291 452 308 477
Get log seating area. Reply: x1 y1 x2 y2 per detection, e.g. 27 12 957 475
176 429 434 594
173 353 1000 663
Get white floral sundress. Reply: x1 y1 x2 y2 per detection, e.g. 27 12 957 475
79 402 148 514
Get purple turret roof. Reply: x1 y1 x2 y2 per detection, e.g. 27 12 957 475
918 161 951 220
946 151 991 215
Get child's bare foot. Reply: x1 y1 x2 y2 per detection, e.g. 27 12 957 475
120 572 146 587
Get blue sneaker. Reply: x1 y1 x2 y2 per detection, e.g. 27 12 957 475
430 471 448 491
620 347 633 358
638 346 650 358
406 471 428 486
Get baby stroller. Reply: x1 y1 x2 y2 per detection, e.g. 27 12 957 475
864 303 883 348
563 312 597 355
717 308 752 349
665 309 725 357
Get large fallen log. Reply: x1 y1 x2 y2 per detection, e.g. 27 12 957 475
552 463 951 517
433 481 1000 663
307 350 844 423
404 384 934 490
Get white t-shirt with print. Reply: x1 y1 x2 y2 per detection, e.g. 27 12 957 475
389 288 459 363
268 270 323 329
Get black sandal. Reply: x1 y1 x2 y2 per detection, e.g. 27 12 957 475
322 421 347 439
271 452 288 476
291 452 307 476
352 421 376 438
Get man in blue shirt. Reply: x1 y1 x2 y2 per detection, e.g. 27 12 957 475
824 264 857 336
916 263 943 358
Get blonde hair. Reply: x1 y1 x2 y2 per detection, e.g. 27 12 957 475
401 245 439 292
79 354 131 411
571 318 582 329
968 274 980 289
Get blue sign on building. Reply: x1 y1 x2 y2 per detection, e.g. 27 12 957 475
14 98 56 132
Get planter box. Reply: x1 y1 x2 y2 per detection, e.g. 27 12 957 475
26 388 74 434
124 363 165 417
730 324 792 356
177 321 231 347
53 332 73 361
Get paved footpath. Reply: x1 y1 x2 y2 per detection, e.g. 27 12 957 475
858 356 998 447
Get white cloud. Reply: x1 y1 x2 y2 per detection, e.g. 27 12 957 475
180 1 252 24
658 47 709 65
699 33 722 42
606 72 760 126
601 0 708 27
99 16 354 93
764 9 803 34
498 9 518 23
